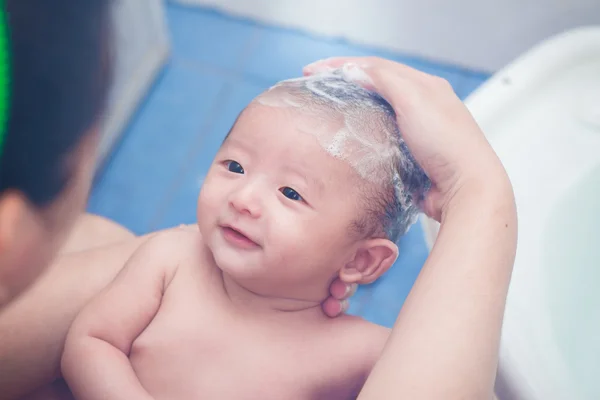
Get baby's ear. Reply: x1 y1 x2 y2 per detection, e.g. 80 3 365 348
340 238 399 284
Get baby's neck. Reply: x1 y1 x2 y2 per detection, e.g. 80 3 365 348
221 272 326 319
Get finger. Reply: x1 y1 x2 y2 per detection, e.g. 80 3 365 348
420 188 443 223
322 297 349 318
303 57 363 75
305 60 430 126
303 56 387 75
339 282 358 300
329 279 356 300
345 283 358 299
304 56 431 84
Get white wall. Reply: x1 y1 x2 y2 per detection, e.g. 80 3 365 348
99 0 170 165
176 0 600 72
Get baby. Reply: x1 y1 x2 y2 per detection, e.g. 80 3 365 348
61 70 430 400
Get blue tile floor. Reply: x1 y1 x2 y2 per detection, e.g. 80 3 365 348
88 2 490 328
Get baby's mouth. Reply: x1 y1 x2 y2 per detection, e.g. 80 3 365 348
221 225 260 249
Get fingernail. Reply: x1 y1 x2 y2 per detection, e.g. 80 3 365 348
340 63 373 86
344 284 353 297
340 299 349 313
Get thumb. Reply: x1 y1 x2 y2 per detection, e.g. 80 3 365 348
421 188 444 222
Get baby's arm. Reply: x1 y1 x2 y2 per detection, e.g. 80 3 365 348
61 232 180 400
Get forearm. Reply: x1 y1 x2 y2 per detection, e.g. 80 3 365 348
360 182 517 399
62 336 153 400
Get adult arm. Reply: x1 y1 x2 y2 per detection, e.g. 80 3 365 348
361 186 515 399
306 57 517 399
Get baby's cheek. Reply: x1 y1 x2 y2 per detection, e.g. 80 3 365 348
197 185 221 221
198 173 223 201
268 218 306 252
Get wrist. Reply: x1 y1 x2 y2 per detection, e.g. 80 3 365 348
442 168 515 222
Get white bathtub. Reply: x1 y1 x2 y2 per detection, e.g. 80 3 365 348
421 26 600 400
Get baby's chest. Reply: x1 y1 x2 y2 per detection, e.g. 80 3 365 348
130 294 339 398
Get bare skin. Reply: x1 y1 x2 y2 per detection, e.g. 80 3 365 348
4 216 354 400
2 214 148 400
59 214 136 254
60 97 399 399
305 57 516 400
62 230 389 400
7 57 516 400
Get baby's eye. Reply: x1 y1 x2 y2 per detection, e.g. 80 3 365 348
280 187 303 201
225 160 244 174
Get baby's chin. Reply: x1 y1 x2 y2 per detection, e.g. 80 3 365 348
211 246 269 280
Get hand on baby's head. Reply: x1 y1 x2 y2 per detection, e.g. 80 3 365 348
305 58 513 222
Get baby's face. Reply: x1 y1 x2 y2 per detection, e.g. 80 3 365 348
197 103 365 300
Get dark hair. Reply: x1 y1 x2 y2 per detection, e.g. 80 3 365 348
0 0 112 206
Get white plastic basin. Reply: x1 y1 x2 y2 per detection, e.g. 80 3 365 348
421 26 600 400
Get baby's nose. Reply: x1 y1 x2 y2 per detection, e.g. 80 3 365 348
229 184 262 218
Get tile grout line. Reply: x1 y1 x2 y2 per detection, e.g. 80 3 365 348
146 28 265 231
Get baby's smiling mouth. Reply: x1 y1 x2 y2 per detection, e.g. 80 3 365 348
221 225 260 249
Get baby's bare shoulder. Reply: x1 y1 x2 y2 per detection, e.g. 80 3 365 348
137 227 202 260
142 227 219 285
120 227 205 283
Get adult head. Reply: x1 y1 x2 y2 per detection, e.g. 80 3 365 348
0 0 112 305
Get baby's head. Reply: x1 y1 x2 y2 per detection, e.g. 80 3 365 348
198 69 430 301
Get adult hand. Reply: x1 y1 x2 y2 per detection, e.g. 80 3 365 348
322 280 357 317
304 57 511 221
